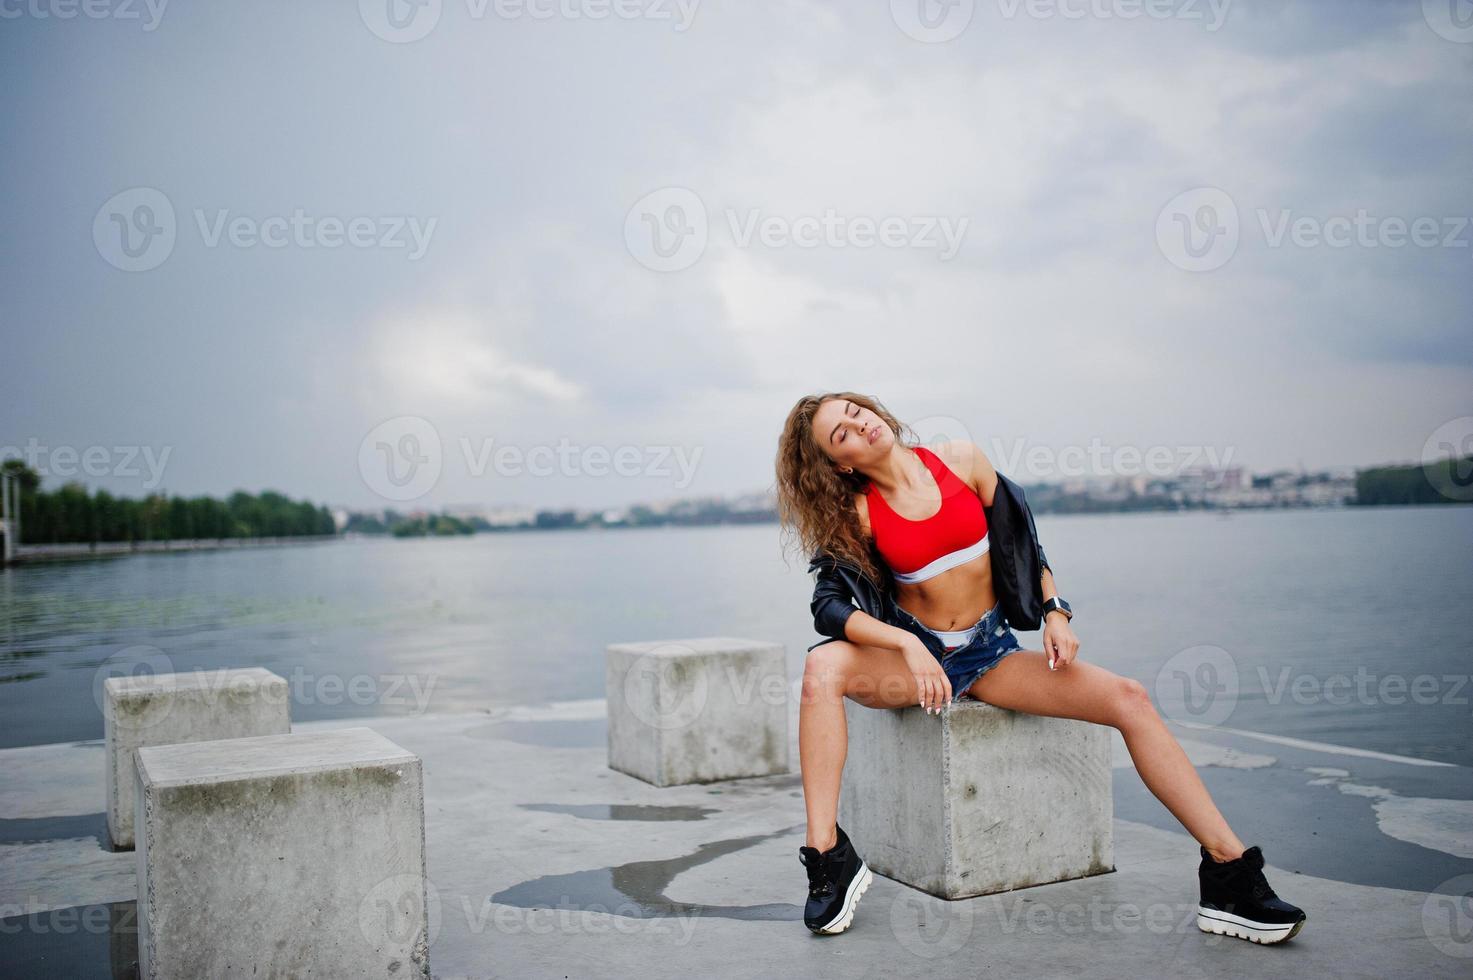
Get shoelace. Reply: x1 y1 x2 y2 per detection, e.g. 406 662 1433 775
804 852 836 899
1218 855 1276 902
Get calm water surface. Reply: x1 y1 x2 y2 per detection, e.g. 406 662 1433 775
1 507 1469 765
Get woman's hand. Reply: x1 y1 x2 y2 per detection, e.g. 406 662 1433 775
898 635 952 714
1043 613 1079 670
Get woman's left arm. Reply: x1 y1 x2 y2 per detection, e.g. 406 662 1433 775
1040 564 1080 670
954 438 1080 670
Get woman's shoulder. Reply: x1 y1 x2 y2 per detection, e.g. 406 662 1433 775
928 439 989 499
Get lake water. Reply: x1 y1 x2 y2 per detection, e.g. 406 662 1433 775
1 507 1469 766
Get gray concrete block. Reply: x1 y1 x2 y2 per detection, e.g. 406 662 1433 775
104 667 291 849
134 726 430 979
606 636 789 786
839 699 1114 899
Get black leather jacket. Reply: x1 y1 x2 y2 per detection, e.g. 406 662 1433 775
805 472 1050 652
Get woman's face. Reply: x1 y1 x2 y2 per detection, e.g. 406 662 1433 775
811 397 893 471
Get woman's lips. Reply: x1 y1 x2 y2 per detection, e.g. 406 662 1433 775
868 427 879 444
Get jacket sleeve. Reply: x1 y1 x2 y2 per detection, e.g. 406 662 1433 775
809 557 858 643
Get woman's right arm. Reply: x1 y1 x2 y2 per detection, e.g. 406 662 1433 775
808 562 953 709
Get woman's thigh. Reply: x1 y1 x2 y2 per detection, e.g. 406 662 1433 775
964 648 1141 727
803 640 924 710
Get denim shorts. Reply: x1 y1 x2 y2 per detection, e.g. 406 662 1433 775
889 600 1023 703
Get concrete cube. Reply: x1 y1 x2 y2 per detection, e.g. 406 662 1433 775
105 667 291 848
839 699 1114 899
134 727 430 979
606 636 789 787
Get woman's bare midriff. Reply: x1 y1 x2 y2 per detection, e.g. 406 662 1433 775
892 554 996 632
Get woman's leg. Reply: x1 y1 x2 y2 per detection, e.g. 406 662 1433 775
967 650 1248 862
799 640 923 852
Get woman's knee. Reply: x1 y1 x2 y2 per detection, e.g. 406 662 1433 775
802 642 854 700
1110 675 1156 730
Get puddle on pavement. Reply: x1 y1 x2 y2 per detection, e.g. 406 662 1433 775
0 812 110 846
493 824 807 922
0 899 136 978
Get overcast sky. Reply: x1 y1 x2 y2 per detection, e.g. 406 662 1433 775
3 0 1470 511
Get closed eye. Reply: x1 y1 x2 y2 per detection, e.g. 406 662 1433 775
839 402 858 441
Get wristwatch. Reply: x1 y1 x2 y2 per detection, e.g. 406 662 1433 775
1042 595 1072 622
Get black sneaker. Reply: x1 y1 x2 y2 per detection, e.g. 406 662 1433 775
797 823 873 935
1197 844 1307 944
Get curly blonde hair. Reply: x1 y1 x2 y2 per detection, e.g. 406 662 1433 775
774 391 918 586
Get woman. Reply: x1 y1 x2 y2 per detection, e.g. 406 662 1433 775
774 391 1306 944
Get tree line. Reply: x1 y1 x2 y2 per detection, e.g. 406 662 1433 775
1353 455 1473 506
0 461 335 545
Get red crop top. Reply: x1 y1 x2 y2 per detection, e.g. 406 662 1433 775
865 445 989 582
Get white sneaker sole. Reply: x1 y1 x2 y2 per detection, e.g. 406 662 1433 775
1197 906 1305 944
813 862 873 935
